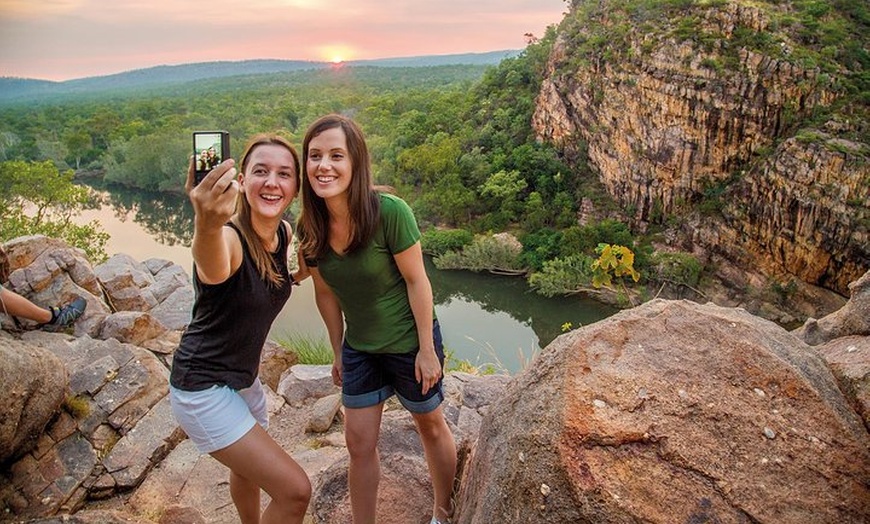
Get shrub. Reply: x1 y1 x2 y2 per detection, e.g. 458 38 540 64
529 254 595 297
433 234 526 274
650 251 703 288
421 228 473 256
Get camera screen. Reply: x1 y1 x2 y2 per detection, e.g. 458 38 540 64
194 132 224 172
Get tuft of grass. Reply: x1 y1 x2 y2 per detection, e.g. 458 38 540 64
63 394 90 419
465 336 538 375
274 331 334 365
445 349 486 374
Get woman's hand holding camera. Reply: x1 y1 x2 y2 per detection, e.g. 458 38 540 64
186 158 239 232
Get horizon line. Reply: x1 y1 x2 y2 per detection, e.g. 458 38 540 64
1 49 522 84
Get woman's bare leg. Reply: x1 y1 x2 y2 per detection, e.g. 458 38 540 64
412 406 457 522
344 403 385 524
211 424 311 524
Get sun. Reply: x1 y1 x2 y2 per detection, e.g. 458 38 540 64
319 45 354 65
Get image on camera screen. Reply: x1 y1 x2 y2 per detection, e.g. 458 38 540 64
194 133 224 172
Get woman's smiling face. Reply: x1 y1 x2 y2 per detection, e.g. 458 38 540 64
306 126 353 202
239 143 298 219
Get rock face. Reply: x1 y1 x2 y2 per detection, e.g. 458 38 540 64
815 335 870 431
456 300 869 523
2 236 107 336
2 236 194 346
0 334 68 464
532 2 868 299
795 270 870 345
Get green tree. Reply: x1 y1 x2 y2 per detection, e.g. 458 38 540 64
480 169 528 220
415 172 478 226
522 191 549 230
63 129 92 169
104 131 189 191
433 234 527 275
0 160 108 262
528 254 595 297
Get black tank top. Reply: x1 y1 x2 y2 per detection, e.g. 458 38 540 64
170 222 292 391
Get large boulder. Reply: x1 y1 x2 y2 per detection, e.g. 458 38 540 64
311 409 434 524
815 335 870 430
98 311 168 346
2 236 107 336
0 333 68 464
93 255 194 332
93 254 159 312
456 300 870 524
795 270 870 345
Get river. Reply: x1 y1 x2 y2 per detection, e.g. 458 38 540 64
75 185 618 373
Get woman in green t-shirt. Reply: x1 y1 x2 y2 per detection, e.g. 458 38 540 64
297 114 456 524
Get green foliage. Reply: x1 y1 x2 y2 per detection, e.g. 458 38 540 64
0 160 108 262
519 228 564 271
433 235 527 274
591 244 640 290
103 131 190 191
528 254 595 298
414 172 479 226
561 220 636 258
274 331 334 365
480 169 528 221
444 350 480 374
444 349 498 375
650 251 703 288
421 228 474 256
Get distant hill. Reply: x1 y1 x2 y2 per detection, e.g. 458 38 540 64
0 51 519 104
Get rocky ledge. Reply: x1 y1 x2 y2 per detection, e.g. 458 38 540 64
1 235 867 523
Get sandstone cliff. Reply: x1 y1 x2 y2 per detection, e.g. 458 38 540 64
532 0 868 304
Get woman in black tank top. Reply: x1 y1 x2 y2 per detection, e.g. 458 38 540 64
170 134 311 524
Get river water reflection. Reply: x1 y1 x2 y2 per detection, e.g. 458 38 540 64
77 184 618 374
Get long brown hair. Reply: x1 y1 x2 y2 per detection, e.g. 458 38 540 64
298 114 380 261
231 134 300 286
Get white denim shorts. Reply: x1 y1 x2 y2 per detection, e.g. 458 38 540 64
169 378 268 454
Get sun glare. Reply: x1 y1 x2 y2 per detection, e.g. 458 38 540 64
319 45 354 65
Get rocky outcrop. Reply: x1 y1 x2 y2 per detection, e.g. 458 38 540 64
796 270 870 430
2 236 107 336
532 1 868 300
93 253 193 332
0 236 507 523
456 300 869 523
0 238 196 518
0 334 68 464
815 335 870 431
796 270 870 345
3 236 868 523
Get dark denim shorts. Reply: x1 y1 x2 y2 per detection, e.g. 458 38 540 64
341 320 445 413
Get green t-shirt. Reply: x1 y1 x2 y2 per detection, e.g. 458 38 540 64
317 193 434 353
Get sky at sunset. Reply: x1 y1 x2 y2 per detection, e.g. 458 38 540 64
0 0 567 82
